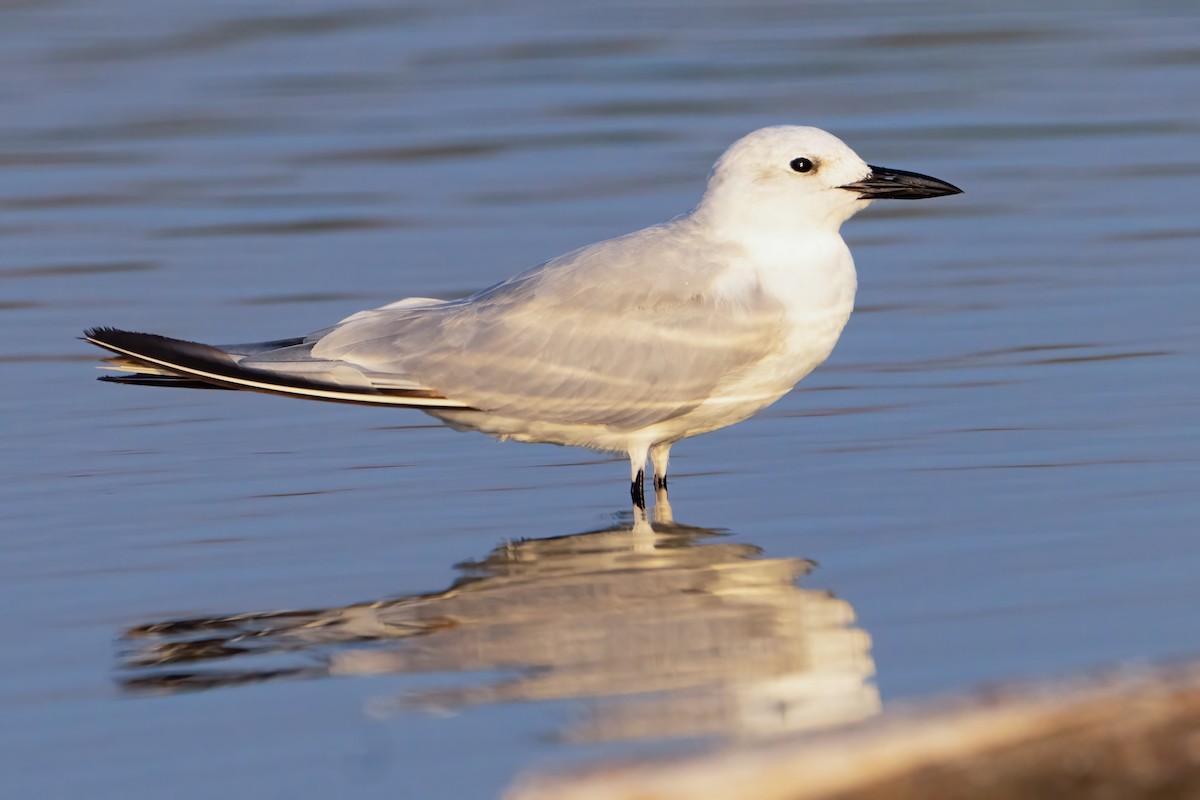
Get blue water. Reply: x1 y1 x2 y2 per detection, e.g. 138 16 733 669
3 1 1200 797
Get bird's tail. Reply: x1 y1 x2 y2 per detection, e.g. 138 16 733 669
84 327 471 409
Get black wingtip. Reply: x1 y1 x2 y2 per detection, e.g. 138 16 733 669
85 326 138 341
82 327 247 385
82 324 470 409
84 326 129 344
98 373 229 389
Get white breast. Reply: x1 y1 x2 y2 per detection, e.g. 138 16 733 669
718 231 856 371
647 232 857 442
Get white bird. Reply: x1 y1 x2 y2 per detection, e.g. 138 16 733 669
86 126 961 507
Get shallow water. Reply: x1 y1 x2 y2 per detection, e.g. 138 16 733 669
3 1 1199 797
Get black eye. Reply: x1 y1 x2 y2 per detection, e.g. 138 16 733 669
789 157 815 173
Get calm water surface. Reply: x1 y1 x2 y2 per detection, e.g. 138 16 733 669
3 1 1199 797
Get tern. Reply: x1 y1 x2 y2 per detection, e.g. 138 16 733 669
85 126 961 507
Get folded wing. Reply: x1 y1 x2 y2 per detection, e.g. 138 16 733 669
308 229 789 430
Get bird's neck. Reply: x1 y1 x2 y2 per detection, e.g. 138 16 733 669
694 217 857 318
681 206 852 277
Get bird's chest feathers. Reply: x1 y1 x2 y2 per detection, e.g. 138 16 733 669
713 234 857 349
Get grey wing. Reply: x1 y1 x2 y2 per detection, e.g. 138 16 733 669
307 232 789 431
236 297 457 394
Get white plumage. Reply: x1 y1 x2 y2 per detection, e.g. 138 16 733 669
86 126 960 506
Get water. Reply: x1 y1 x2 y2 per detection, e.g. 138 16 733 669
3 0 1199 797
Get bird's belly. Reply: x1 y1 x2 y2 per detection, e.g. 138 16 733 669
426 408 652 452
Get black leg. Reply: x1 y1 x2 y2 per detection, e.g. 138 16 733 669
653 474 668 491
630 468 646 509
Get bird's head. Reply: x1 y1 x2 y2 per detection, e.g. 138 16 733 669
695 126 961 237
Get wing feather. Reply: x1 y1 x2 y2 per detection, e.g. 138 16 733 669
311 225 788 430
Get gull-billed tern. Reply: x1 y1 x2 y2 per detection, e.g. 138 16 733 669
86 126 961 507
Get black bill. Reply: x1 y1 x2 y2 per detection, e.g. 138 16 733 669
840 165 963 200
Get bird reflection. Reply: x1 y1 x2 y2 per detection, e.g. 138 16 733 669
119 502 879 742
